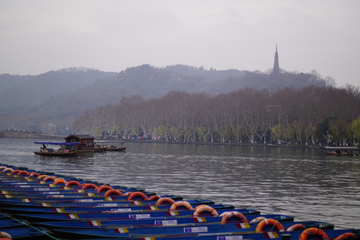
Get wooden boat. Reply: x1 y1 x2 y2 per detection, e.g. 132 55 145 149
325 151 358 156
65 134 106 152
34 141 79 157
54 228 359 240
105 145 127 151
322 146 359 156
16 207 260 222
95 140 127 152
35 213 294 229
1 164 359 240
3 202 234 214
51 220 334 239
0 197 214 209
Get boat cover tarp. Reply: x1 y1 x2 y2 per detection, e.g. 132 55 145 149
34 142 80 145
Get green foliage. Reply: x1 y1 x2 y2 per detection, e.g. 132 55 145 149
197 127 208 142
329 118 349 143
351 117 360 143
169 126 183 141
271 124 284 142
93 126 101 138
155 125 169 140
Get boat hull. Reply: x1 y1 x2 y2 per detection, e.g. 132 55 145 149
34 151 77 157
106 147 126 151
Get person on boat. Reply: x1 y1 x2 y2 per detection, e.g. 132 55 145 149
349 150 354 156
335 149 340 154
42 144 46 150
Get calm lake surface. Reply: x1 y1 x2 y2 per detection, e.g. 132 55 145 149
0 138 359 228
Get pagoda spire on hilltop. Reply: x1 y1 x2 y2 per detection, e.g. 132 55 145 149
272 44 280 75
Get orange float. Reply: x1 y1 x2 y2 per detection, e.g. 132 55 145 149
169 201 193 211
299 228 328 240
193 205 218 218
220 211 248 224
65 180 81 187
335 233 356 240
104 189 123 197
255 219 285 232
127 192 149 201
155 197 175 206
96 185 113 194
286 223 305 232
81 184 98 190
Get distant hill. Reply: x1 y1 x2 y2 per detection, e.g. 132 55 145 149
0 64 331 134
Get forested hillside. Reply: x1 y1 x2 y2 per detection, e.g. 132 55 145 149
74 86 360 145
0 64 335 134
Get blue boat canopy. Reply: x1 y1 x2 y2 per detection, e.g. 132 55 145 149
34 142 80 145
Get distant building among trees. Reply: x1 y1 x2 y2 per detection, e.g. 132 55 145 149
272 45 280 75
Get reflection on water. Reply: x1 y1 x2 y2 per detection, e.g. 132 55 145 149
0 138 359 228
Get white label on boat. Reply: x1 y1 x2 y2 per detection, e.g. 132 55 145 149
184 227 208 233
98 203 118 207
129 214 151 219
67 214 77 219
34 188 50 191
47 195 65 198
263 232 279 239
155 220 178 225
17 185 31 187
76 199 93 202
54 208 64 213
168 211 177 216
217 236 243 240
42 192 60 194
114 228 128 233
110 208 132 212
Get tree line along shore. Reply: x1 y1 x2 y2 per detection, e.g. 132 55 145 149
73 85 360 147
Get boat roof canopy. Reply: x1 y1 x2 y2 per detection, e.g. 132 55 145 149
95 140 125 143
34 142 80 146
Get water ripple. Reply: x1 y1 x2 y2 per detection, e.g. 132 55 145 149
0 139 359 228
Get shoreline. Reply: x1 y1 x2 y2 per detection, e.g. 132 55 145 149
122 138 322 149
0 130 63 139
2 130 356 150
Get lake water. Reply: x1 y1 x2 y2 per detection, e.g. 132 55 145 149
0 138 359 228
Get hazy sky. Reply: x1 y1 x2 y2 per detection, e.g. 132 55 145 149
1 0 359 86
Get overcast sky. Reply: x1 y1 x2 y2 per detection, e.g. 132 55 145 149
1 0 359 87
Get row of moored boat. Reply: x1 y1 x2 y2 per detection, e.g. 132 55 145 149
0 164 359 240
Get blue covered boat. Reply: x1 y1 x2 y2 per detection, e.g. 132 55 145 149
34 141 80 157
51 221 336 239
35 213 294 229
16 207 260 222
1 163 359 240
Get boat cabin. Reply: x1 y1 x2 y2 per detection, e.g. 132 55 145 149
65 134 95 150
